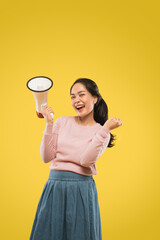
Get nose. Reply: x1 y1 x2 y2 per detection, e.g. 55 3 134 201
74 95 80 103
75 98 80 102
73 97 81 107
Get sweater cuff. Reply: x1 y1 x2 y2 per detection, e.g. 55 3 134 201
43 122 54 135
98 125 110 138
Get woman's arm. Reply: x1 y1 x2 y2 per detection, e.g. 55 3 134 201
79 125 111 167
40 118 60 163
79 117 122 167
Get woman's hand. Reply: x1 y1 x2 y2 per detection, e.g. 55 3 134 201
41 105 54 124
104 117 122 131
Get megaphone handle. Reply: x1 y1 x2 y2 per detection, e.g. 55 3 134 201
41 103 54 119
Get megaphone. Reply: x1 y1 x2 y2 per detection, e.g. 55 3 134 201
26 76 54 119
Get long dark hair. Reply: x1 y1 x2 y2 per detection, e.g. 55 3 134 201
70 78 116 147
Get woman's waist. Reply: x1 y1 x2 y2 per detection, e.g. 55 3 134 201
49 161 97 177
48 170 94 181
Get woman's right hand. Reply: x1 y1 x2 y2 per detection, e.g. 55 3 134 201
41 105 54 124
104 117 122 131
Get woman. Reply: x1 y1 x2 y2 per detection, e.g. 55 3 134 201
30 78 122 240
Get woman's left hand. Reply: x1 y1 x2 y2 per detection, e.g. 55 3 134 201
104 117 122 131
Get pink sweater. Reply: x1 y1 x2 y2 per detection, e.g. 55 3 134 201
40 116 111 176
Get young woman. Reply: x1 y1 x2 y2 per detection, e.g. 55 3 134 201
30 78 122 240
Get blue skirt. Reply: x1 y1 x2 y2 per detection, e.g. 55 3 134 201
30 170 102 240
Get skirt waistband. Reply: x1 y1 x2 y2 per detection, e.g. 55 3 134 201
48 170 94 181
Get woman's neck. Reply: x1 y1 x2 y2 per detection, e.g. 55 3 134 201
75 112 97 126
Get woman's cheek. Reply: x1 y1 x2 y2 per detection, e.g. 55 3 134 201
89 102 95 112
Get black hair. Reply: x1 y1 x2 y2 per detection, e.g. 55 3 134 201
70 78 116 147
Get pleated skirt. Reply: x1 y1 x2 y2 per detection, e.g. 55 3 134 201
30 170 102 240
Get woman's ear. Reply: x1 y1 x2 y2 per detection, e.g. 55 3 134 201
93 96 98 104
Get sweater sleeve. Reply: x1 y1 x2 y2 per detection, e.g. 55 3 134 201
79 125 111 167
40 117 61 163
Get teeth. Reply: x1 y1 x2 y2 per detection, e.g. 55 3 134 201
76 105 84 109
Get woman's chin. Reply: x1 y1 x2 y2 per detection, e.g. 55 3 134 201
77 112 85 118
77 112 90 118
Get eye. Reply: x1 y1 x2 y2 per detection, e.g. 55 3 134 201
71 96 75 99
79 94 85 97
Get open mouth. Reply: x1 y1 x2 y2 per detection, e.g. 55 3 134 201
76 105 85 111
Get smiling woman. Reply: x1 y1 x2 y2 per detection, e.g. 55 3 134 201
29 77 122 240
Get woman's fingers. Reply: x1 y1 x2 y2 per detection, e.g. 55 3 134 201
41 105 48 112
41 105 53 114
116 118 122 126
112 118 122 128
41 105 54 123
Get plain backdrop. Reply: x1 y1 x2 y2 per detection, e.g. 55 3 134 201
0 0 160 239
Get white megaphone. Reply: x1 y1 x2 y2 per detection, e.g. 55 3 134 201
27 76 54 119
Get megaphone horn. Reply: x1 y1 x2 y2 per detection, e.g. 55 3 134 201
27 76 54 119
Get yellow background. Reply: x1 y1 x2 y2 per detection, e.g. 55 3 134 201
0 0 160 239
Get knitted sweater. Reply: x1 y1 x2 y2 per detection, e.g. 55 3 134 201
40 116 111 176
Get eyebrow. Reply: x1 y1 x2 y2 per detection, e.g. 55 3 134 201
70 91 86 95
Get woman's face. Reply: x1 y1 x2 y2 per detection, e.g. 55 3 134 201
70 83 97 117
